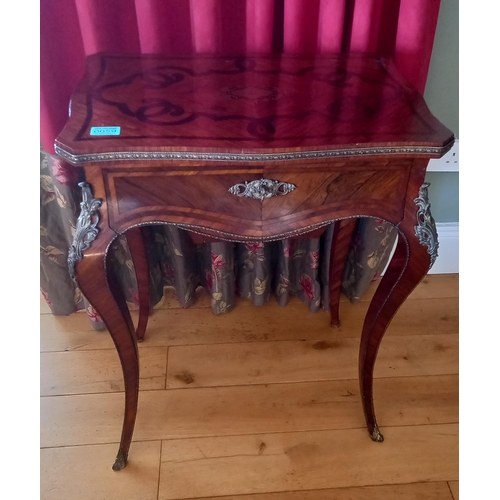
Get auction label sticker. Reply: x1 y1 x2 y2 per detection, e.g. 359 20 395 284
90 126 121 136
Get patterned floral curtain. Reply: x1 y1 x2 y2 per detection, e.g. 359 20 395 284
40 150 397 329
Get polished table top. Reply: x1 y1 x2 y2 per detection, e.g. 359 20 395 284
55 53 453 162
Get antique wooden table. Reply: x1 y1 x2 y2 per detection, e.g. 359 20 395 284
55 53 454 471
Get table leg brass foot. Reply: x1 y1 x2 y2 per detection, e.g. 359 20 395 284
112 450 128 471
370 425 384 442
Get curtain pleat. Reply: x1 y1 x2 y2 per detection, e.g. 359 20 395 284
375 0 401 55
189 0 249 53
317 0 346 54
40 0 86 155
350 0 385 52
135 0 193 54
283 0 321 53
246 0 275 53
74 0 140 54
219 0 248 53
190 0 222 53
394 0 441 93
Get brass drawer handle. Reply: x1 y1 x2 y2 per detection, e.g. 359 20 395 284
228 179 296 200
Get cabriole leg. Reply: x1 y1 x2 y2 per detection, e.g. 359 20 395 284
77 250 139 470
70 182 139 471
358 182 438 442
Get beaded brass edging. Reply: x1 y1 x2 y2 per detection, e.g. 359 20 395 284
54 141 454 165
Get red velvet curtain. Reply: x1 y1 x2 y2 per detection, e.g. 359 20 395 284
40 0 441 154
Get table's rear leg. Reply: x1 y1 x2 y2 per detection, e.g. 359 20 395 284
329 218 357 327
125 227 150 342
359 182 438 441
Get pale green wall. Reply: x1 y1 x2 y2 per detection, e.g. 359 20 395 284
425 172 459 223
424 0 459 137
423 0 459 223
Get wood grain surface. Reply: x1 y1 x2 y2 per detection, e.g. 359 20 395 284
55 53 453 158
158 424 458 499
40 275 458 499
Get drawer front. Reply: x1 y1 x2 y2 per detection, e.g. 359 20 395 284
262 164 410 234
103 168 268 237
102 163 410 239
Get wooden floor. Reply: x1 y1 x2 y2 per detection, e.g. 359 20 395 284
40 274 459 500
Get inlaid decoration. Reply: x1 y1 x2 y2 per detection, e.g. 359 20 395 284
54 53 455 164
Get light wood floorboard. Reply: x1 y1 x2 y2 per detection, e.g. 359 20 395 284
159 424 458 499
166 334 458 388
40 275 458 500
448 480 459 499
190 482 455 500
41 375 457 448
41 441 161 500
41 347 168 396
40 296 458 353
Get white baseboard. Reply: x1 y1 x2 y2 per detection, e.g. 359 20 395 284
429 222 459 274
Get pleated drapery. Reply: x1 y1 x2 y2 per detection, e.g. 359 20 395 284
40 0 442 327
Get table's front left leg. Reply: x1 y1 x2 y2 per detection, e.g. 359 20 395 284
69 183 139 471
359 182 439 442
